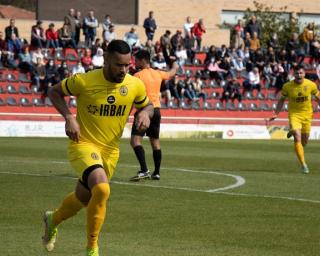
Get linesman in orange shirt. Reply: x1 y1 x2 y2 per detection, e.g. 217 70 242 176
130 49 178 181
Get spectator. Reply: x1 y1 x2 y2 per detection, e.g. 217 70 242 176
204 45 218 65
191 18 206 51
206 58 228 82
249 31 261 53
183 16 194 37
286 32 304 64
154 40 162 55
57 60 70 80
144 39 156 59
171 29 184 52
243 67 261 93
31 20 46 48
183 75 198 102
30 47 44 65
193 74 207 102
81 48 93 71
160 30 171 50
124 27 140 49
45 59 60 92
301 22 315 55
233 19 245 38
7 33 23 56
91 38 102 56
175 44 188 69
83 10 99 48
167 74 183 103
231 30 245 50
103 24 116 44
74 10 82 46
245 15 261 38
184 30 196 62
267 32 280 53
152 51 167 70
32 57 47 92
220 76 242 104
58 23 77 49
5 18 19 42
143 11 157 41
102 14 112 37
91 47 104 69
162 43 176 67
64 8 77 44
18 46 34 74
72 61 86 75
45 23 59 49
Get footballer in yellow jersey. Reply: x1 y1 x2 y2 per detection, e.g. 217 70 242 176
270 65 320 174
42 40 154 256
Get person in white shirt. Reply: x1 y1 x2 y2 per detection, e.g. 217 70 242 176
72 61 85 75
103 24 116 43
91 47 104 68
183 16 194 37
243 67 261 93
123 27 140 49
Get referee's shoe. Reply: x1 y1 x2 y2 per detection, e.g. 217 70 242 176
130 170 151 181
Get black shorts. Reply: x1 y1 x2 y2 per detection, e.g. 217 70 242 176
131 107 161 138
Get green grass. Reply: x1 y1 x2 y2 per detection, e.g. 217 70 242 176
1 137 320 255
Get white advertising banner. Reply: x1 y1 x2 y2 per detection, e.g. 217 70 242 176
0 120 320 140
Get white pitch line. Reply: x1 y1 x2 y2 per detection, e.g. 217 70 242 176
1 169 320 204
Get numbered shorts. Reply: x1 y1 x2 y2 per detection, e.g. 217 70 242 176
289 113 312 134
68 140 119 184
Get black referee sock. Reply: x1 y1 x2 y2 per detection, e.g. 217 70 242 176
153 149 162 175
134 145 148 172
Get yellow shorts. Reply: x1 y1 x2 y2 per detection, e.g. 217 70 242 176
68 140 119 182
289 113 312 134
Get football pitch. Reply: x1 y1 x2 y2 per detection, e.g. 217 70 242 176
1 137 320 256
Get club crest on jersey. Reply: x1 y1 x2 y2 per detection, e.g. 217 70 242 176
119 86 128 96
91 152 100 160
107 95 116 104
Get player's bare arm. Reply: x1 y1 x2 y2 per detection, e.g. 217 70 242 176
135 102 154 132
48 83 80 142
168 61 179 78
269 96 285 121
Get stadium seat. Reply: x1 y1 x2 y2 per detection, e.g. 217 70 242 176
215 101 225 110
20 97 32 106
203 101 214 110
6 73 18 82
208 80 219 88
267 92 277 100
244 91 256 100
257 92 266 100
271 102 277 111
19 85 32 94
0 97 5 105
210 91 220 99
260 102 271 111
226 102 236 111
0 86 5 94
18 72 32 83
32 97 45 106
238 102 247 111
192 101 201 110
54 49 65 61
31 85 42 94
167 100 178 109
44 97 53 106
192 58 202 66
284 102 288 111
7 96 18 106
180 101 192 110
7 84 18 94
249 102 259 111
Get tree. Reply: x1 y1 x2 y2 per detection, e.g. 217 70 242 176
243 1 299 49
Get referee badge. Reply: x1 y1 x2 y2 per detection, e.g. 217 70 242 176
91 152 100 160
119 86 128 96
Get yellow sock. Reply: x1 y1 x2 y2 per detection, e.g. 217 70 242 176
87 183 110 249
294 141 305 165
53 192 85 226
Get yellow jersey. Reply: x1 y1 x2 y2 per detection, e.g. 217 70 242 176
281 78 319 115
61 69 149 149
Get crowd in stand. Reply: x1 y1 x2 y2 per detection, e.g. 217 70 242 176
1 10 320 109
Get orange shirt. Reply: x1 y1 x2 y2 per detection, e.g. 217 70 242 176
134 68 170 108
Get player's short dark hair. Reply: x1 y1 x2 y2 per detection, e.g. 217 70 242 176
293 64 305 71
134 50 151 63
106 40 131 55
